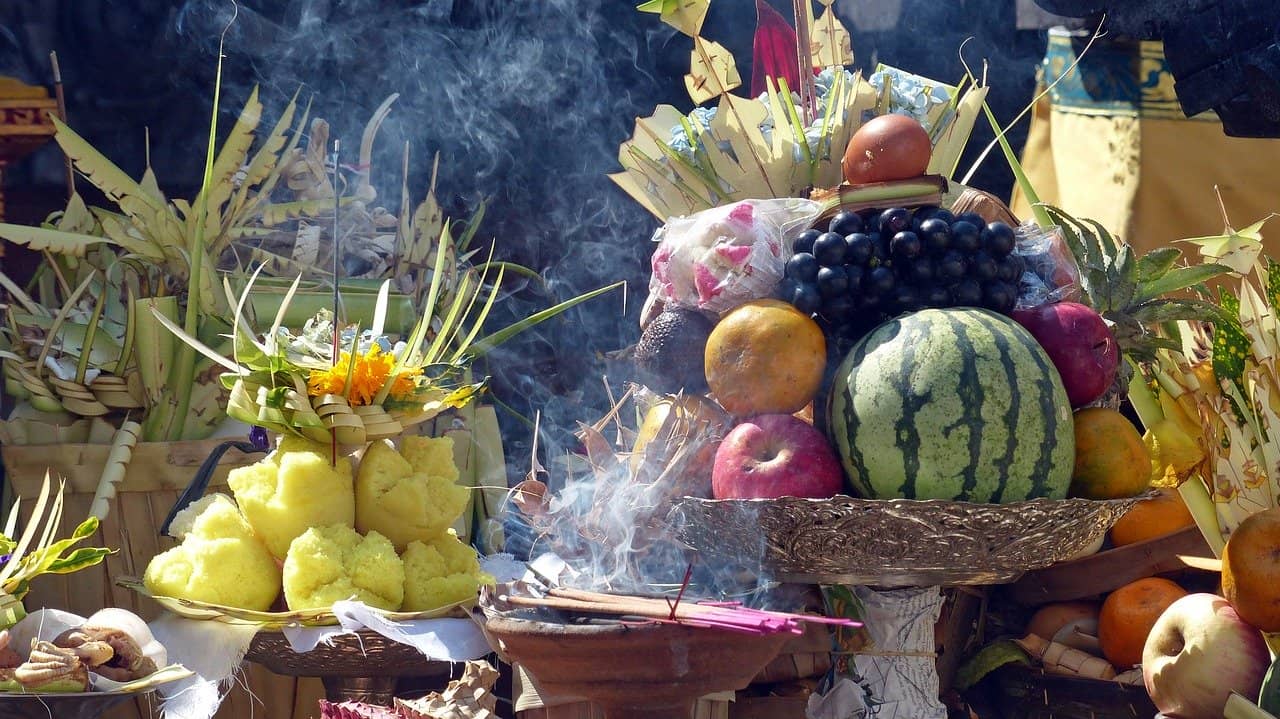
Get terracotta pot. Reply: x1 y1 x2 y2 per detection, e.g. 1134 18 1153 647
482 616 791 719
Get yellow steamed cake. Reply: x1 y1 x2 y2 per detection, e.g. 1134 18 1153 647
282 524 404 611
227 436 356 558
355 439 469 551
401 529 494 611
143 494 280 611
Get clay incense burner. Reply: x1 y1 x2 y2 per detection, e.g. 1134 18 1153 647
481 614 791 719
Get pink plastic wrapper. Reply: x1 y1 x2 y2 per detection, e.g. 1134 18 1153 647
647 198 823 317
1012 221 1082 311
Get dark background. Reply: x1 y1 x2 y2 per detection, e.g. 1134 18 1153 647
0 0 1049 473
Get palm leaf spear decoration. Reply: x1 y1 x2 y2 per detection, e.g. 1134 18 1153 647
614 0 986 220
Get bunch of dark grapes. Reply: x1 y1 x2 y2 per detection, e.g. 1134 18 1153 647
778 206 1024 346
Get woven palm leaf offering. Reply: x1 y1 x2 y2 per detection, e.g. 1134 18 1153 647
585 3 1248 717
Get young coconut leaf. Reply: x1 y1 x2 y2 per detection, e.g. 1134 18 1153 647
90 419 142 520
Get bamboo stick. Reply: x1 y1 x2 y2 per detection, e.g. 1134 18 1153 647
49 51 75 200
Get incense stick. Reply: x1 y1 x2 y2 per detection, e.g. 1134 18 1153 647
792 0 816 125
330 139 341 468
504 586 861 637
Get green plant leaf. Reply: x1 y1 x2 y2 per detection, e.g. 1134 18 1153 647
1214 289 1247 392
1112 244 1137 309
1135 264 1234 304
955 640 1030 691
466 281 624 360
195 86 262 234
1136 247 1183 283
76 276 108 383
43 547 112 575
1129 298 1232 325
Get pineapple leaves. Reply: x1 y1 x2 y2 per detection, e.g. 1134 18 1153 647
1127 298 1231 326
1134 263 1234 304
1137 247 1183 283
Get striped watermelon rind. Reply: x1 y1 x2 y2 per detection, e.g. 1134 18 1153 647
827 307 1075 503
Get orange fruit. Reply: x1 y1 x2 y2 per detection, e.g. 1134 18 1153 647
1068 407 1152 499
704 299 826 416
1222 507 1280 632
1110 488 1196 546
1098 577 1188 668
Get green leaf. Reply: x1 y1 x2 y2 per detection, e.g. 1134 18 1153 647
1129 298 1232 325
1136 247 1183 283
43 547 111 575
1267 259 1280 309
955 640 1030 691
1112 244 1137 309
146 304 243 374
466 281 624 360
71 516 99 541
1214 290 1248 392
195 86 263 233
1135 263 1234 304
1082 217 1121 264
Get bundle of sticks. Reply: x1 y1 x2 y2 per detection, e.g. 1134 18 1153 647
497 586 858 637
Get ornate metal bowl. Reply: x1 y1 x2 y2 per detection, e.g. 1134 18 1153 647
669 494 1146 586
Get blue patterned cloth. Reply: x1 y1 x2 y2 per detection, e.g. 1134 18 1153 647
1042 28 1214 121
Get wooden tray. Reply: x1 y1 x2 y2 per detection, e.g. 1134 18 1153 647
1006 525 1213 606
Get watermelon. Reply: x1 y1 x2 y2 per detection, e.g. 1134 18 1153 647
827 307 1074 503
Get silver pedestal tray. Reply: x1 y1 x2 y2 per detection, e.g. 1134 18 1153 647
669 494 1146 586
0 689 152 719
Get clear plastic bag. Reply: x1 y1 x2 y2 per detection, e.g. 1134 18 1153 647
646 198 824 317
1013 221 1082 311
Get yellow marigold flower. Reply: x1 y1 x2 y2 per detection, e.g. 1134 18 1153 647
390 371 419 401
308 346 397 406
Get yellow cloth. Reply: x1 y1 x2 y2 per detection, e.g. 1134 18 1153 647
1011 32 1280 258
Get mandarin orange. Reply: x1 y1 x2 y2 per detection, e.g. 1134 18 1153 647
1098 577 1187 669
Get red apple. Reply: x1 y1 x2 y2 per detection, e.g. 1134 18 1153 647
1012 301 1119 408
1143 593 1270 719
711 414 843 499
